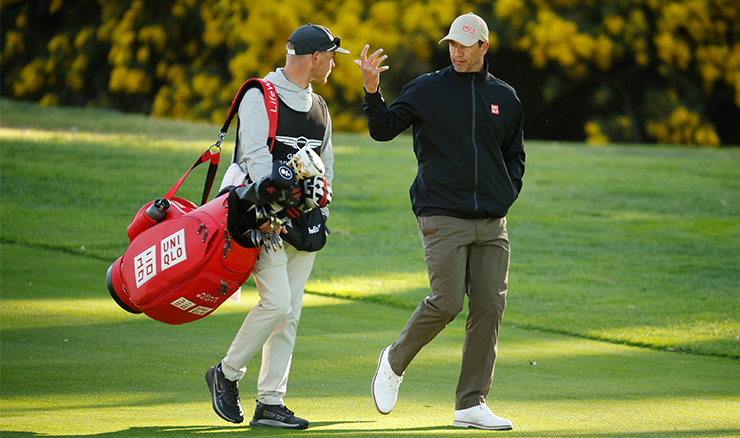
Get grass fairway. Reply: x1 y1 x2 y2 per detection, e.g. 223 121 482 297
1 99 739 436
2 245 738 437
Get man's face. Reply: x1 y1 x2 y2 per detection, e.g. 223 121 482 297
448 40 488 73
311 51 336 84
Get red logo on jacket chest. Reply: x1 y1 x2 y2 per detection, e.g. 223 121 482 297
491 104 499 115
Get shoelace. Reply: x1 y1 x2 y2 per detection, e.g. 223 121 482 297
223 378 240 403
381 367 403 388
278 405 295 416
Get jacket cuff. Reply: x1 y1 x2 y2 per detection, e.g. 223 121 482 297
364 87 382 97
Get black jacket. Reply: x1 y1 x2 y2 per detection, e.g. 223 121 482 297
363 60 525 219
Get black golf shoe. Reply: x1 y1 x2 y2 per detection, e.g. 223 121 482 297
249 400 309 429
205 363 243 423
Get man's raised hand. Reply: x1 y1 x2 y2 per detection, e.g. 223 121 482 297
354 44 389 94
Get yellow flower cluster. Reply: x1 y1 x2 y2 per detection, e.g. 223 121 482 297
656 0 712 42
512 2 663 74
654 32 691 70
584 121 609 145
65 54 87 91
151 85 173 117
109 67 152 94
107 1 142 68
602 15 624 36
516 9 601 77
74 27 94 49
138 26 167 52
12 59 46 98
652 1 740 105
2 30 24 58
495 0 528 30
47 34 72 56
647 107 720 146
696 43 740 106
624 9 650 67
49 0 63 14
39 93 59 106
192 74 222 99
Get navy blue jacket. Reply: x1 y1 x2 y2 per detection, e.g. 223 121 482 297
363 60 525 219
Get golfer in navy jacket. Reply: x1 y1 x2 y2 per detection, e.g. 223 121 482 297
355 12 524 430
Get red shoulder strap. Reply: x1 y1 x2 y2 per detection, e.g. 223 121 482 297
162 79 279 205
222 78 279 153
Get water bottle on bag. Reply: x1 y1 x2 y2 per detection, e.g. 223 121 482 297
126 198 171 241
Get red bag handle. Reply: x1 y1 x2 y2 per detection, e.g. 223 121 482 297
163 79 279 205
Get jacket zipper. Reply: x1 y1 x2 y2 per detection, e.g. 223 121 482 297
471 76 479 213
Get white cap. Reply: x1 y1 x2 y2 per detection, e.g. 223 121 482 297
439 13 489 47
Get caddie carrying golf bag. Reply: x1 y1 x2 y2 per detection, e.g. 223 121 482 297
106 79 325 325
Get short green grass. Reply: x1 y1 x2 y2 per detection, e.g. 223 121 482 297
2 245 738 437
1 98 739 436
5 98 736 357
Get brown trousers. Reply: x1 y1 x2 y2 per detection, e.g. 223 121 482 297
388 215 509 410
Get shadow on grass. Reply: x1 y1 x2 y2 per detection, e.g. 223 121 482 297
3 426 740 437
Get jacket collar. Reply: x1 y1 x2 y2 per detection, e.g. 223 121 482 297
448 58 490 84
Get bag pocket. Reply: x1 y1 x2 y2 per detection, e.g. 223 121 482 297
281 208 327 252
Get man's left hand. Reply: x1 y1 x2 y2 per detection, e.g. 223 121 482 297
354 44 389 94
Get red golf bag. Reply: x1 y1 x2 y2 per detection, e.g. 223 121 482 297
106 79 278 325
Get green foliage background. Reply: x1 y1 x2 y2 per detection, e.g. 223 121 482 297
2 0 740 145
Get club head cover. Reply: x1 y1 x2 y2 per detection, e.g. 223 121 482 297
287 146 325 180
270 160 297 189
257 177 282 204
302 175 332 209
276 184 302 209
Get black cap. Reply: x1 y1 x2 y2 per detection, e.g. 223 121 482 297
287 24 350 55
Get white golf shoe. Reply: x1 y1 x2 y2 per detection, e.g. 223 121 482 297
371 346 403 414
453 404 513 430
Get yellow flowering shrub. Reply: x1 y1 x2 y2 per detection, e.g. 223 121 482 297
647 107 720 146
1 0 738 145
492 0 738 145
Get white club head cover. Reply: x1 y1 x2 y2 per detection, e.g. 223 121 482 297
302 176 332 209
287 146 325 180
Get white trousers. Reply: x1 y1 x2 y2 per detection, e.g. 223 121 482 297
221 243 316 405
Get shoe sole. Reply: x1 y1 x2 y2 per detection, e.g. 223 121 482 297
249 419 309 429
206 367 243 424
453 420 513 430
371 347 391 415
